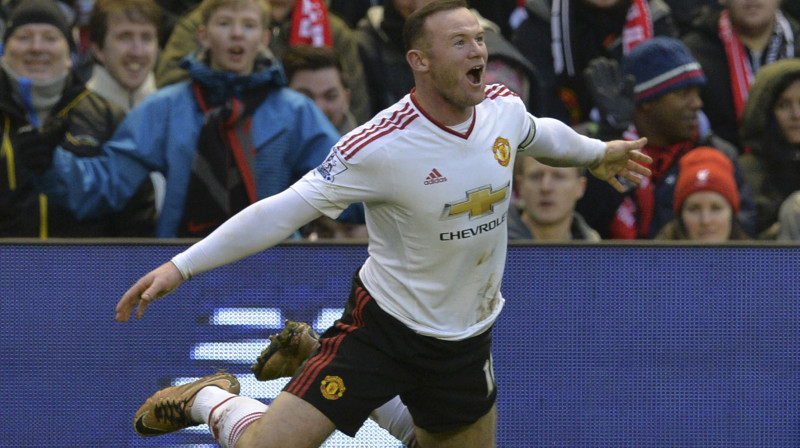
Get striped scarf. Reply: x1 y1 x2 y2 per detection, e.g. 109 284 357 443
177 82 269 237
719 9 794 122
289 0 333 47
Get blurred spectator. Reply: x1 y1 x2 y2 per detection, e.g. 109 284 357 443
656 147 748 241
36 0 346 238
511 0 677 125
86 0 160 113
356 0 541 115
682 0 799 152
508 156 600 241
86 0 167 216
738 58 800 237
354 0 422 116
770 191 800 241
0 0 155 238
480 9 543 115
282 44 367 240
282 45 356 134
2 0 98 79
155 0 373 124
574 37 755 239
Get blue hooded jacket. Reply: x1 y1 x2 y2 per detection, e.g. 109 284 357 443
40 52 342 237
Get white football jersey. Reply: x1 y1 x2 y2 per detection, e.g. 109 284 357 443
292 84 597 340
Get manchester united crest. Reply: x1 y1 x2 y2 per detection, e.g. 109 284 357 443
492 137 511 167
320 375 346 400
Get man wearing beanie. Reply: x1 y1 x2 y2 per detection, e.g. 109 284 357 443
575 36 756 239
0 0 156 237
657 146 749 241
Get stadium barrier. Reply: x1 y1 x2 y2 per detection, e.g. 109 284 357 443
1 241 798 447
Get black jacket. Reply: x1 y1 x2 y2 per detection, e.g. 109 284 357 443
0 71 155 237
512 0 677 124
682 7 800 151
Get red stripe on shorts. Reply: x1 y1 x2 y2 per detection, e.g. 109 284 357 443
287 287 371 397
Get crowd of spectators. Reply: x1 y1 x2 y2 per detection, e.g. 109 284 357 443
1 0 799 242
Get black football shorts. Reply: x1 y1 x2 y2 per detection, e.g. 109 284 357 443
284 268 497 436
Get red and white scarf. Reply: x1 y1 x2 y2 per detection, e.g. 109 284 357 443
509 0 528 30
719 9 794 122
610 126 697 239
289 0 333 47
552 0 653 76
622 0 653 53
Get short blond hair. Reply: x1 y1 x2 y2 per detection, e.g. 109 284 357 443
200 0 270 27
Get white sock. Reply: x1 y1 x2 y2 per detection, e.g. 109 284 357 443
369 396 417 446
191 386 267 448
190 386 234 423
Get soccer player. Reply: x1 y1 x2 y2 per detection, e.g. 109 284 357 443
116 1 652 447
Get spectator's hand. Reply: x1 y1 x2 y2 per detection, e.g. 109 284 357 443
590 138 652 193
115 261 185 321
584 57 636 136
12 117 70 173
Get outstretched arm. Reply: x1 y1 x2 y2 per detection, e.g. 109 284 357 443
521 116 652 192
115 188 323 322
589 138 652 193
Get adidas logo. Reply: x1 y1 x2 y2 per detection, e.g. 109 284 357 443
424 168 447 185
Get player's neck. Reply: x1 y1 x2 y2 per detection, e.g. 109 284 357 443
411 89 474 126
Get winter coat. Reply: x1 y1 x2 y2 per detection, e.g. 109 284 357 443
575 128 756 238
0 70 155 237
40 52 341 238
738 59 800 236
682 7 800 151
512 0 677 124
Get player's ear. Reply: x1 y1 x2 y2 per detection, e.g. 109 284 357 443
406 49 429 73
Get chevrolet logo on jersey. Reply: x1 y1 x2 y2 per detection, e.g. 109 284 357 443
442 183 510 220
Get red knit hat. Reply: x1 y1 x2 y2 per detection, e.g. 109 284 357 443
673 147 740 215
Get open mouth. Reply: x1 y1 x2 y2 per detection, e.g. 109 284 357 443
467 65 484 85
229 46 245 56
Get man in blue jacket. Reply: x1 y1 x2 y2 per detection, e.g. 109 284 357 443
37 0 345 237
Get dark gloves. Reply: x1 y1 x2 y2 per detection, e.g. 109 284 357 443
584 57 636 139
12 117 70 174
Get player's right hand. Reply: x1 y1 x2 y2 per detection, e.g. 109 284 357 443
115 261 184 322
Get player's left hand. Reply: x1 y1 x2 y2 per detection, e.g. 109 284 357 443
590 137 652 193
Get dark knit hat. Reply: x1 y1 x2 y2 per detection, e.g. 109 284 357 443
3 0 72 44
674 147 740 215
623 37 706 104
